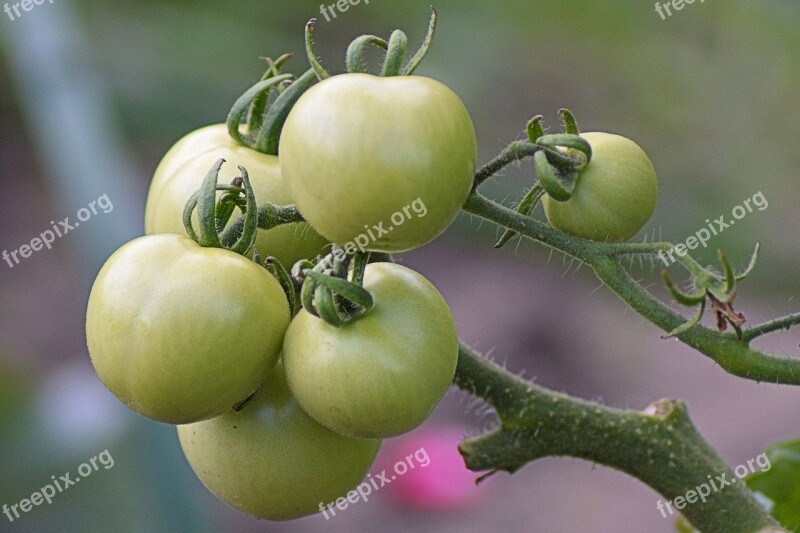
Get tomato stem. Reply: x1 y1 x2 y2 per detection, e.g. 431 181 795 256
331 244 351 279
454 341 783 533
351 252 370 286
218 203 304 249
462 190 800 385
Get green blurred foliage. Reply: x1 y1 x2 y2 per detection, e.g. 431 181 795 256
746 439 800 530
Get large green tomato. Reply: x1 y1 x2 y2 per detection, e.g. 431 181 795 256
283 263 458 438
86 234 290 424
279 73 477 253
542 132 658 242
145 124 328 267
177 364 380 521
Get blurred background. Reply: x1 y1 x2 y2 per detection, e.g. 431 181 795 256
1 1 799 531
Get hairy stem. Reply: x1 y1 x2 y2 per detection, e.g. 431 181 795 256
473 141 541 189
454 342 783 533
219 204 305 248
742 312 800 343
463 192 800 385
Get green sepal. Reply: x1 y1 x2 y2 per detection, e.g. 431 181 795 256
345 35 388 73
255 69 317 154
381 30 408 77
663 299 706 339
401 7 437 75
535 150 573 201
226 75 293 150
263 256 297 316
495 185 545 248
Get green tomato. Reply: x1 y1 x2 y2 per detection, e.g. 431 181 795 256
279 73 477 253
177 364 380 521
283 263 458 438
542 132 658 241
86 234 290 424
145 124 328 267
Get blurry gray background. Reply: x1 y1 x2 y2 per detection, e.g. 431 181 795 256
1 1 799 531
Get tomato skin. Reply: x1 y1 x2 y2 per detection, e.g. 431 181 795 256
86 234 290 424
145 124 328 267
542 132 658 242
283 263 458 439
177 364 380 521
279 73 477 253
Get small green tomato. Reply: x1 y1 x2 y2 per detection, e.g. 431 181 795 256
542 132 658 242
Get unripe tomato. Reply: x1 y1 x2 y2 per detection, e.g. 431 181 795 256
145 124 328 267
279 73 477 253
86 234 290 424
283 263 458 438
177 364 380 521
542 132 658 242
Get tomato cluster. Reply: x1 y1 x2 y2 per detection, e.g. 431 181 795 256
85 62 469 519
84 14 661 521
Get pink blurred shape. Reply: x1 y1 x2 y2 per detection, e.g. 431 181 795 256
380 426 486 510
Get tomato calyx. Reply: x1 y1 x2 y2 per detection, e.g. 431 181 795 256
183 158 258 254
181 158 312 314
305 7 437 80
291 248 375 327
531 110 592 202
661 243 760 339
226 55 318 155
495 110 592 248
181 157 308 254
